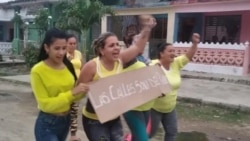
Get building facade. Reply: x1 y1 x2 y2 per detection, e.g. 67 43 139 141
0 0 249 75
0 0 57 55
101 0 250 75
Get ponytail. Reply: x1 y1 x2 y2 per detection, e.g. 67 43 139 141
63 56 77 82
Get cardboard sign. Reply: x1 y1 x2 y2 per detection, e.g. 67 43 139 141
88 65 171 123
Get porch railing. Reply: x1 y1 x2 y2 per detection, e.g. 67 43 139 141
173 41 250 75
0 42 12 55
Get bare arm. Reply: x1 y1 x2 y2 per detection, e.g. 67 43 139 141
77 50 85 69
81 60 84 69
186 33 200 60
120 16 156 64
77 60 96 84
120 28 151 64
80 54 85 69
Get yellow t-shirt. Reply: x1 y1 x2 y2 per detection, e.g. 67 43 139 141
123 61 155 111
30 61 83 114
151 55 189 113
67 50 82 77
82 57 123 120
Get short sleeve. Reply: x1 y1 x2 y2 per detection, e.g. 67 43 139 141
174 55 190 70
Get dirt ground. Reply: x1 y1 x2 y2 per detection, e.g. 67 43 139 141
0 81 250 141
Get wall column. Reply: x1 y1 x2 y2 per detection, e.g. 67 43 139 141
167 12 176 43
12 6 21 55
101 15 107 33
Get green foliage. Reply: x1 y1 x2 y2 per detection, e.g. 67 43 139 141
22 43 40 68
55 0 115 61
11 13 23 25
55 0 114 32
0 54 3 62
34 8 50 42
34 8 49 31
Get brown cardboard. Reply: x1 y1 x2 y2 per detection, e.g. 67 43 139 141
88 65 171 123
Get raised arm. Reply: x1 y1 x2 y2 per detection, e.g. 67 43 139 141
120 15 156 64
185 33 200 60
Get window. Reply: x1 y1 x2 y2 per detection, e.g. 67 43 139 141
150 17 167 39
204 15 241 43
0 25 3 41
106 14 168 59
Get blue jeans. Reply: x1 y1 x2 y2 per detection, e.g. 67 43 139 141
82 115 123 141
35 111 70 141
123 110 150 141
149 109 177 141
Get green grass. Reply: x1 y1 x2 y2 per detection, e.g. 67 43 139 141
154 126 210 141
176 101 250 125
176 131 209 141
152 101 250 141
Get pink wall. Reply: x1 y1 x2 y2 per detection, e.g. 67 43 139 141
204 11 250 43
240 12 250 43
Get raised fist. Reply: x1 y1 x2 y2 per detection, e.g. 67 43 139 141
138 15 157 29
192 33 200 44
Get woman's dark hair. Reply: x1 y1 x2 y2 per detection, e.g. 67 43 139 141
156 42 172 59
92 32 116 57
123 33 136 48
37 28 77 81
66 33 77 41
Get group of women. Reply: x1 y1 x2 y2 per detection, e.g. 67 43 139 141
30 15 200 141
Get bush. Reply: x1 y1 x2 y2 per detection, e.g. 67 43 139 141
0 54 3 62
22 43 39 68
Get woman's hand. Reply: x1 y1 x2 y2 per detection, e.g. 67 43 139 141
120 15 156 64
186 33 200 60
192 33 200 45
72 83 89 95
139 15 157 30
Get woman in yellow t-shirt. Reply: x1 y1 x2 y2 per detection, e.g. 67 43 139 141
123 33 153 141
149 33 200 141
30 28 88 141
66 34 84 141
77 15 156 141
67 34 84 77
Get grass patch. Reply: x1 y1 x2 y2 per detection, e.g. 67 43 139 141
176 131 209 141
176 101 250 125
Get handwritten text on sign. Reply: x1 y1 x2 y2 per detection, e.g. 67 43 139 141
88 65 170 123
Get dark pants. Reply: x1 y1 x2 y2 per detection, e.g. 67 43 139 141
124 110 150 141
149 109 177 141
82 115 123 141
35 111 70 141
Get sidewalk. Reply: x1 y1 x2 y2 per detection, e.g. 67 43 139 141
0 74 30 85
181 71 250 85
1 71 249 86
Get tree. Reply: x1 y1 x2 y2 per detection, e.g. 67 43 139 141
11 12 23 25
11 12 23 55
55 0 114 60
34 8 50 42
56 0 114 31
